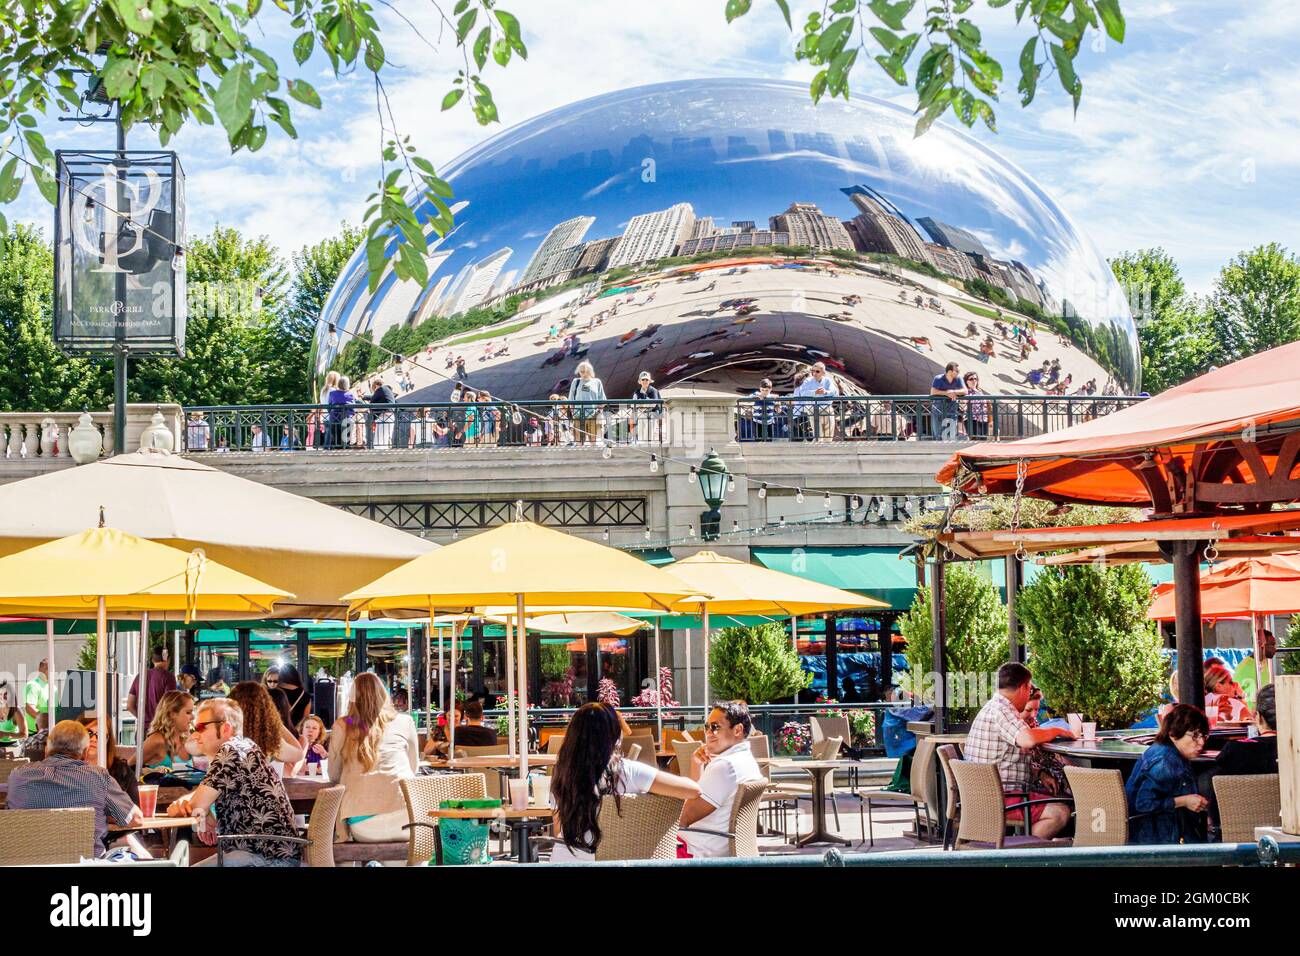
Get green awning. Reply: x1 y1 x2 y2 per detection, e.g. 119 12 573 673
627 613 782 630
751 546 920 611
627 548 676 566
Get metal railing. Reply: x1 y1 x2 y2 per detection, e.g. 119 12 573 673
735 394 1143 443
181 400 666 453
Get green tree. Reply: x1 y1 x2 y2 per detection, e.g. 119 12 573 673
709 623 810 704
900 563 1008 721
1017 563 1166 728
0 223 110 411
1281 618 1300 677
1110 248 1215 393
263 222 363 402
0 1 1125 291
1209 243 1300 364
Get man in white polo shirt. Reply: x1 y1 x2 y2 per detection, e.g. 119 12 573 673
679 700 762 857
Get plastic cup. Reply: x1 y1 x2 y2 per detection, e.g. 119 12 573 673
531 774 551 807
1082 722 1097 741
138 784 158 818
1067 713 1083 738
508 777 529 810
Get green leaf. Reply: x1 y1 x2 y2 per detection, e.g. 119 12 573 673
1017 35 1039 105
1095 0 1125 42
441 88 464 111
454 0 471 14
867 0 914 31
266 97 297 137
1049 41 1081 112
31 163 58 204
455 8 477 44
0 157 21 204
492 37 512 67
246 124 268 151
495 9 523 41
830 0 856 12
725 0 753 22
101 57 139 100
115 0 157 36
23 130 53 167
816 17 854 61
214 62 254 137
364 39 385 72
809 70 828 103
288 78 321 109
869 26 899 53
293 32 315 65
473 26 490 69
773 0 793 29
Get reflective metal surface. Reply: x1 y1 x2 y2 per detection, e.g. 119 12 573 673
315 79 1138 401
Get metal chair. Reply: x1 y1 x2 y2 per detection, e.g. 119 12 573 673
1213 773 1281 844
0 808 95 865
859 735 937 847
948 759 1071 850
593 792 684 861
401 772 489 865
934 744 961 850
749 733 798 840
679 779 768 858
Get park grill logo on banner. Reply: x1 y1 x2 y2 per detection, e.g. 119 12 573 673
49 886 152 936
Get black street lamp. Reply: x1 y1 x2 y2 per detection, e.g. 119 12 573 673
697 448 729 541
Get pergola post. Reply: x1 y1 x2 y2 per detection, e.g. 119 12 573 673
930 554 948 734
1171 540 1206 709
1006 554 1023 663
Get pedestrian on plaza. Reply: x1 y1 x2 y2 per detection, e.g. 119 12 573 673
963 371 990 438
314 370 340 449
793 362 839 441
567 361 608 446
370 376 397 449
126 646 177 735
327 375 354 449
631 371 661 444
187 411 210 451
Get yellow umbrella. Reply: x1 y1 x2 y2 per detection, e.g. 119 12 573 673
484 611 646 636
662 550 887 706
344 520 705 778
0 525 292 767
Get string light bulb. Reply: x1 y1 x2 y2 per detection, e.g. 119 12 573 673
687 523 696 537
82 197 97 225
758 482 767 499
326 321 339 349
171 244 186 273
649 454 659 473
727 476 736 493
511 410 522 426
601 443 613 460
688 466 697 483
731 520 739 534
452 528 459 539
779 515 786 528
603 528 610 541
823 492 832 509
796 489 804 504
644 528 652 540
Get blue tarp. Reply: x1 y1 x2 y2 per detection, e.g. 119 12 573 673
800 652 910 695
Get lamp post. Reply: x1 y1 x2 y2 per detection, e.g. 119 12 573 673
697 448 729 542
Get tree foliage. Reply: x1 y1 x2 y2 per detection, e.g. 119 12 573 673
1209 243 1300 365
0 1 1123 289
709 623 811 704
1111 247 1215 394
899 563 1008 721
1017 563 1166 728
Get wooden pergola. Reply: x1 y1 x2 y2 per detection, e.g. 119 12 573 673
933 341 1300 726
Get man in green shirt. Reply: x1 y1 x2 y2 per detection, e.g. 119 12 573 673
24 659 49 734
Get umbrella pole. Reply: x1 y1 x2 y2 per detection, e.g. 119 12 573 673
516 594 529 781
1253 613 1263 701
791 616 798 655
702 606 711 713
45 619 56 727
448 617 459 758
685 629 693 708
136 611 149 781
424 624 432 738
437 626 444 714
173 628 179 684
505 613 517 757
653 620 663 744
95 597 107 769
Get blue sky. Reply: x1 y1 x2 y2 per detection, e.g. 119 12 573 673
15 0 1299 296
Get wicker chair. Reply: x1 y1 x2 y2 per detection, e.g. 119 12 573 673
749 733 799 839
0 758 31 784
1064 766 1138 847
302 785 347 867
593 792 684 861
948 759 1070 850
1213 774 1281 844
545 735 566 755
858 735 938 847
622 734 659 766
680 779 768 858
670 739 700 777
401 772 489 865
0 808 95 865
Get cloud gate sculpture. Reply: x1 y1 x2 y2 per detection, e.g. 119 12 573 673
314 78 1139 403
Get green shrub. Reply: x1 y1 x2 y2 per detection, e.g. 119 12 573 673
708 623 810 704
899 563 1009 722
1018 564 1167 728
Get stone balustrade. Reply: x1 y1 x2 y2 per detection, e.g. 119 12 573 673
0 405 183 464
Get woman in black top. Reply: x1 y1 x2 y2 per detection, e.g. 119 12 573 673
273 664 312 731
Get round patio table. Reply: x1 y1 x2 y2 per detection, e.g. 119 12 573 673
429 805 553 863
767 758 858 847
1042 732 1234 779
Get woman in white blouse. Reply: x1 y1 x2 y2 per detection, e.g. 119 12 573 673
329 672 419 842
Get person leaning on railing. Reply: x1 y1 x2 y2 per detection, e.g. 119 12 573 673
568 361 607 446
792 363 838 441
327 375 355 449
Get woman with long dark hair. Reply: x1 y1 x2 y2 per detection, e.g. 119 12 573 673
549 702 699 862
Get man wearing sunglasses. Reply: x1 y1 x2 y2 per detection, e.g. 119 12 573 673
677 701 763 857
166 698 302 866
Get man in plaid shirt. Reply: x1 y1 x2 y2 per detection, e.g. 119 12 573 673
963 662 1075 839
7 720 142 851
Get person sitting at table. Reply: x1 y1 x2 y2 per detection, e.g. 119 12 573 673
1204 663 1251 724
1126 703 1211 844
1020 684 1071 797
20 712 49 761
166 698 303 866
1215 683 1278 776
329 672 419 843
7 720 142 853
677 700 763 858
0 678 28 744
294 714 330 775
963 662 1075 839
549 702 700 862
423 702 465 758
455 698 499 747
82 716 139 804
229 681 305 767
140 690 196 775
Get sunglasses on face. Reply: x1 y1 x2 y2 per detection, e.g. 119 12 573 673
704 721 732 735
191 719 224 734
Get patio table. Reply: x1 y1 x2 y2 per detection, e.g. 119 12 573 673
109 814 194 853
429 805 553 863
1042 732 1230 779
767 758 858 847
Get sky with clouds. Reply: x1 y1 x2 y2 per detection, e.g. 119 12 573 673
15 0 1299 296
